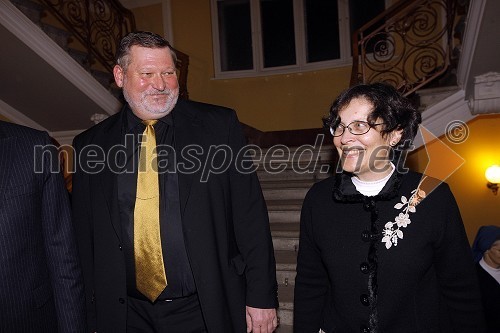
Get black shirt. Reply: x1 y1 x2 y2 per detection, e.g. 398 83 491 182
117 107 196 301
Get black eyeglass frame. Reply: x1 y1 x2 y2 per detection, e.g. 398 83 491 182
330 120 386 137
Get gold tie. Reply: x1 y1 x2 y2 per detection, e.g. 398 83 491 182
134 120 167 302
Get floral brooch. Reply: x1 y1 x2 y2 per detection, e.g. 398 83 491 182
382 181 427 249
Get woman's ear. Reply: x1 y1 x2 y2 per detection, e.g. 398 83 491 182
389 129 403 147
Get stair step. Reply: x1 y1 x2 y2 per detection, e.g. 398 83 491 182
277 284 294 326
277 270 297 289
275 324 292 333
271 223 300 238
263 187 309 201
269 210 300 223
278 284 294 307
267 199 303 211
275 250 297 268
273 236 299 252
258 167 332 182
256 161 332 173
417 85 459 109
275 250 297 287
257 146 336 165
261 179 315 189
261 147 332 331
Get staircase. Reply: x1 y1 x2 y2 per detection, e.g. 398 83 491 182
257 145 337 332
9 0 189 108
10 0 122 99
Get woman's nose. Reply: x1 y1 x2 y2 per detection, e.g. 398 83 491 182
340 127 356 144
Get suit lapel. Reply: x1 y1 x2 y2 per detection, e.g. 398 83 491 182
95 112 126 243
173 100 204 217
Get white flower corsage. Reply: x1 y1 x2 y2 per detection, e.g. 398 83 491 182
382 184 426 249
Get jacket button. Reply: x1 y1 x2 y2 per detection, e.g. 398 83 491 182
119 298 125 304
361 230 370 242
360 294 369 306
363 199 375 211
360 262 369 274
360 324 370 333
119 244 123 251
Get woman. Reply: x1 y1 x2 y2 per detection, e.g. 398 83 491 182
471 226 500 333
293 83 485 333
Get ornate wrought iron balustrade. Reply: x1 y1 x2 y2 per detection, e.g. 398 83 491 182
36 0 189 99
39 0 135 73
350 0 457 96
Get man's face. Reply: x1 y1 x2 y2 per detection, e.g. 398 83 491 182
113 45 179 120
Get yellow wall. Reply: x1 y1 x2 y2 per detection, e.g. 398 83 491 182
130 4 164 34
407 115 500 243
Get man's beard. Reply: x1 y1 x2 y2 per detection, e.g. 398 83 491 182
124 87 179 116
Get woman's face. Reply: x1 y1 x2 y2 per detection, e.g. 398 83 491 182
333 97 401 181
486 240 500 268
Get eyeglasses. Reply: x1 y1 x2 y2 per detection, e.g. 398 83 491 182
330 121 385 137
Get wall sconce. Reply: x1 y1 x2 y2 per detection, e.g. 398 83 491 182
485 165 500 195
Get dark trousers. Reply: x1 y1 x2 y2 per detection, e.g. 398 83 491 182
126 294 207 333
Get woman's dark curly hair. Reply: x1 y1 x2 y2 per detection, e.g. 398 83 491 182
323 83 421 147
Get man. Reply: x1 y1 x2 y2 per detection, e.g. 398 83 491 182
0 120 86 332
72 31 278 332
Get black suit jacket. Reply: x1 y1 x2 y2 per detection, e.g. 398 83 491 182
476 263 500 333
72 99 278 332
0 121 86 332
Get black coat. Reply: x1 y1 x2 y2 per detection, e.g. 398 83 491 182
71 99 278 332
476 263 500 333
294 171 485 333
0 121 86 332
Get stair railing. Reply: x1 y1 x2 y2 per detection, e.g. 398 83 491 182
37 0 189 99
38 0 135 73
350 0 457 96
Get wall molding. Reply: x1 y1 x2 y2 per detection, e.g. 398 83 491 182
457 0 486 91
413 90 476 149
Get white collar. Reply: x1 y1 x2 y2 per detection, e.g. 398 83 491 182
479 257 500 284
351 163 396 196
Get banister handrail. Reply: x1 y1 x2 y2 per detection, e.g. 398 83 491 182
351 0 457 96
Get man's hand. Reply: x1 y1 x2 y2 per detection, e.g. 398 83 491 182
246 306 278 333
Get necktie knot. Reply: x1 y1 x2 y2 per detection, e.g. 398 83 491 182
142 119 158 127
